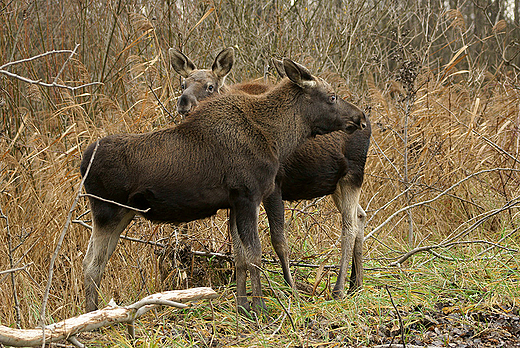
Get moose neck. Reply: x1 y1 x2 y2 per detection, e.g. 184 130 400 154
251 79 313 162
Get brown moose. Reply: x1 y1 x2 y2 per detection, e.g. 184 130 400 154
170 47 371 299
80 57 367 314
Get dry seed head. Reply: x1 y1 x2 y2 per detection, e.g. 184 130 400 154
492 20 506 33
130 12 154 31
26 84 42 103
71 57 91 84
395 60 418 95
447 9 465 31
98 95 123 120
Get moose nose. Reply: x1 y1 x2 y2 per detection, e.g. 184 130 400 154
177 94 198 115
355 112 367 130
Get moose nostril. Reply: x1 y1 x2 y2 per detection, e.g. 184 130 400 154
177 104 191 115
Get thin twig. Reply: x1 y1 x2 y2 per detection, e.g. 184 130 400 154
73 225 342 269
0 0 15 13
147 83 175 121
389 238 517 266
434 99 520 165
0 49 77 70
252 264 301 345
39 141 100 347
365 168 520 241
80 193 151 213
476 226 520 257
443 196 520 244
0 263 33 276
53 43 80 85
0 239 40 284
385 285 406 348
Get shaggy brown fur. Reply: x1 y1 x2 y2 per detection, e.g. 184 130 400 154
81 58 366 314
170 48 371 299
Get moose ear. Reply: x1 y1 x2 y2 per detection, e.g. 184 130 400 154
212 47 234 79
283 58 315 88
271 58 286 78
169 48 196 78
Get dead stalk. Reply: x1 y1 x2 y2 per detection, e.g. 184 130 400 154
385 285 406 348
0 204 21 328
39 141 99 346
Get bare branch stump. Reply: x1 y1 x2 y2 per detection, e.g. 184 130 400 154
0 287 218 347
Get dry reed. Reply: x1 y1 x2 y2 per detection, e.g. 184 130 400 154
0 1 518 345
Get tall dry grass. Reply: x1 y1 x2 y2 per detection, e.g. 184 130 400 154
0 0 519 336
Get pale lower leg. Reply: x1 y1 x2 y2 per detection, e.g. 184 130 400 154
83 209 134 312
331 184 361 299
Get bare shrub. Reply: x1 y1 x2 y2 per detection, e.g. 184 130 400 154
0 0 518 336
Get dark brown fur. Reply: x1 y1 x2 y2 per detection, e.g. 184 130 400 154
81 58 366 314
171 48 371 298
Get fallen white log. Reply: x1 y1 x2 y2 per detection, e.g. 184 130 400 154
0 287 218 347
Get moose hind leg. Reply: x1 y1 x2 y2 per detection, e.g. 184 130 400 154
229 209 251 314
331 182 361 299
232 196 266 314
83 205 134 312
348 204 366 293
264 187 295 289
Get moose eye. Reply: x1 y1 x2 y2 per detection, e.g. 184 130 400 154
180 82 186 91
329 94 337 103
207 84 214 92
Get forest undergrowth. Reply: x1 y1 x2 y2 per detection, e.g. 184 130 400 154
0 0 519 346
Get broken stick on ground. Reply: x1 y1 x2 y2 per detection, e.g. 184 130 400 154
0 287 218 347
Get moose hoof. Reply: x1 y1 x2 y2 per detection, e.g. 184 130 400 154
237 301 251 317
331 288 344 300
347 282 363 295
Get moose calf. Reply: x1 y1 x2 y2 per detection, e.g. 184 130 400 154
170 47 371 299
81 58 366 314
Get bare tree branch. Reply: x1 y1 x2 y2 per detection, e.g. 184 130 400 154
0 287 218 347
389 238 518 266
53 44 79 85
0 263 33 276
0 46 103 91
365 168 520 241
0 69 102 91
0 49 78 70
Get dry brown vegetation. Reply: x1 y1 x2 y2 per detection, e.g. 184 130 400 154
1 0 519 346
